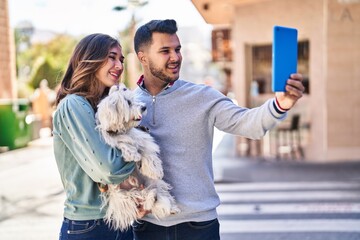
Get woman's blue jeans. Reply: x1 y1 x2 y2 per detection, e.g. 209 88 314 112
132 218 220 240
59 218 133 240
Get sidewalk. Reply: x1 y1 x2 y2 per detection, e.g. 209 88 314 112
0 136 63 240
213 133 360 183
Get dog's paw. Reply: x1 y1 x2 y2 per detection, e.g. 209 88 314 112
142 189 157 210
170 205 181 215
130 152 142 162
140 159 164 179
142 168 163 180
122 148 142 162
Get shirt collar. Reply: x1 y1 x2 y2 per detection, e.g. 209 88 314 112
137 75 175 91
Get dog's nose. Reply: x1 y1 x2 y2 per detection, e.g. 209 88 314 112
141 106 147 112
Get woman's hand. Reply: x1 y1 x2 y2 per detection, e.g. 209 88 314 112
135 184 151 218
136 203 151 218
98 180 151 218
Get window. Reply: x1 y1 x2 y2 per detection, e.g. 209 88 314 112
252 41 310 94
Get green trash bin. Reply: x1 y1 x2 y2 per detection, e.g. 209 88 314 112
0 99 33 150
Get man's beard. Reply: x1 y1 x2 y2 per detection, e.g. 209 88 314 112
149 61 180 84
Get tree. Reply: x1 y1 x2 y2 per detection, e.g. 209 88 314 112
29 57 60 89
15 33 78 97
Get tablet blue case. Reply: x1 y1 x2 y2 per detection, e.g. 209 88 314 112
272 26 298 92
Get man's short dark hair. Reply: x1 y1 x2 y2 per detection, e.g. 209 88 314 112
134 19 178 53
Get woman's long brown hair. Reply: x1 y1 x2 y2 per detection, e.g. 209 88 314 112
56 33 121 110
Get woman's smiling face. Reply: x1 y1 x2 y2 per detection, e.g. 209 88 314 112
96 46 124 91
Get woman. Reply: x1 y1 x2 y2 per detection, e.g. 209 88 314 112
53 33 135 240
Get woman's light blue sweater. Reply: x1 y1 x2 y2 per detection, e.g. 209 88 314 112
52 95 135 220
135 79 286 226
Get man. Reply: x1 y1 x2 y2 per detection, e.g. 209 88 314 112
133 19 304 240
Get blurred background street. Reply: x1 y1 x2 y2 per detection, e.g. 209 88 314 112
0 131 360 240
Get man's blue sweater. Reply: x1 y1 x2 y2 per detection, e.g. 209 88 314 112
135 79 286 226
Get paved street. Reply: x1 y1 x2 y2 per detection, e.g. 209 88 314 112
0 136 63 240
0 131 360 239
214 133 360 240
216 181 360 240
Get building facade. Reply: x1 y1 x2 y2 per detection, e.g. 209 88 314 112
0 0 16 99
192 0 360 162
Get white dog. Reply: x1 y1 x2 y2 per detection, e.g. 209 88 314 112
95 83 180 231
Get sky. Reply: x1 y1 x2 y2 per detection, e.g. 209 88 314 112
8 0 211 37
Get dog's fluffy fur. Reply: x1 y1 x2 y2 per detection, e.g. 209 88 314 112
96 84 180 231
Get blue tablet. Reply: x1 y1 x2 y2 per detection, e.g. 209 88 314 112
272 26 298 92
